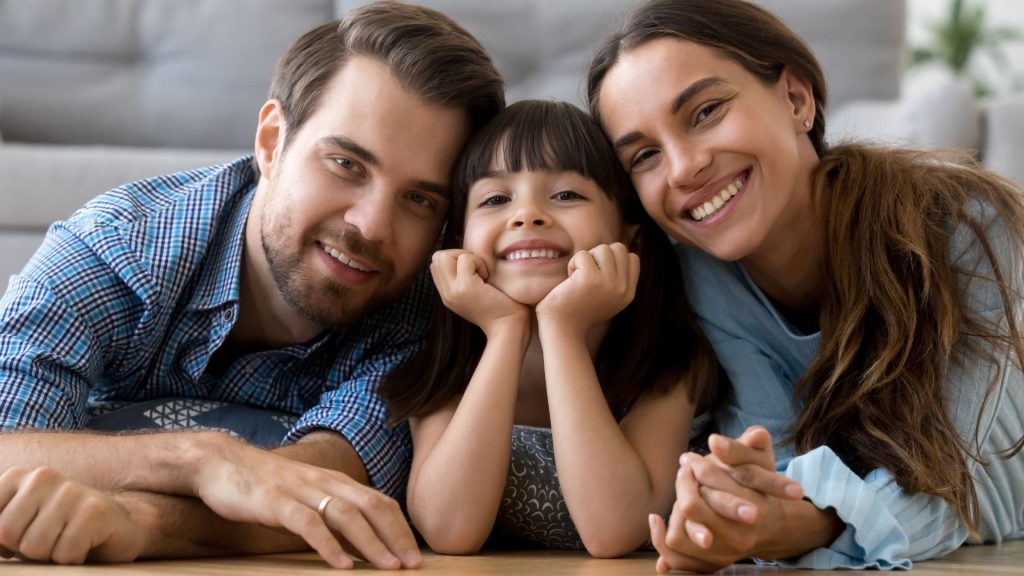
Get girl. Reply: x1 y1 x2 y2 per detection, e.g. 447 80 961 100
380 100 718 557
587 0 1024 571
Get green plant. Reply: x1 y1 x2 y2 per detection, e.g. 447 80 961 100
911 0 1023 97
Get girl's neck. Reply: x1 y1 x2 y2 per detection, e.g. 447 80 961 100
514 316 611 427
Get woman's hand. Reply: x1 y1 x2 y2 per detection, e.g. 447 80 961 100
535 242 639 338
430 249 529 337
649 426 825 573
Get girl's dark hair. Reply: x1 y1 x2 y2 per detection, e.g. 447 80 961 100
586 0 1024 537
380 100 717 422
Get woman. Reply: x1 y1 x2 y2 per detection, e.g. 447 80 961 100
587 0 1024 571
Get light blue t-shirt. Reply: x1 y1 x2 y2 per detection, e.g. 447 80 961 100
677 206 1024 569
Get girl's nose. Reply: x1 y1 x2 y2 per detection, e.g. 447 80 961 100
510 201 550 228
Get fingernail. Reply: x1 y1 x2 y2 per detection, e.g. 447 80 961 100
680 453 691 465
382 552 400 567
785 483 804 498
738 504 756 522
404 550 422 567
649 513 657 531
695 530 706 547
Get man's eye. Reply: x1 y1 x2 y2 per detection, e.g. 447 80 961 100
408 192 435 210
333 157 363 176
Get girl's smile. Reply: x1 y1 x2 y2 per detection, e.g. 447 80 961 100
462 168 625 305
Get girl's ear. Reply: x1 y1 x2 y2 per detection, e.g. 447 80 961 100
780 67 815 131
624 224 642 252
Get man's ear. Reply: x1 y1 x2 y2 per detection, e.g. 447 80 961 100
255 99 286 179
780 67 815 131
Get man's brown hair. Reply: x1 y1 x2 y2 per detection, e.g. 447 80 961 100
259 1 505 172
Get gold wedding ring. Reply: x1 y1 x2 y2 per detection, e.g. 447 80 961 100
316 495 335 518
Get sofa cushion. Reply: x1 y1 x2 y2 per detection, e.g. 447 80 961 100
0 0 339 149
827 69 982 152
984 97 1024 186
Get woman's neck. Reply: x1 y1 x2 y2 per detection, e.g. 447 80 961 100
743 167 825 333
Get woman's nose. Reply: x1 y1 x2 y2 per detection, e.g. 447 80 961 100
666 142 712 190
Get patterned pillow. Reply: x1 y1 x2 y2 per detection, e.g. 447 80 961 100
86 398 298 449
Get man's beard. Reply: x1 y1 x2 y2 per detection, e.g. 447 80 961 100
261 222 404 331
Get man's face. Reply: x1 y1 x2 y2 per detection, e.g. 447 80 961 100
255 56 470 329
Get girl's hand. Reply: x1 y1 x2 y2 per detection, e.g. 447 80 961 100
535 242 639 337
430 249 529 337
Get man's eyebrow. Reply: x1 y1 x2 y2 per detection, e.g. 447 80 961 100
319 136 380 167
612 76 727 152
320 135 448 197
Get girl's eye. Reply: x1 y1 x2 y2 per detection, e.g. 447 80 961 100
695 101 722 124
631 149 660 170
479 194 509 207
553 190 583 201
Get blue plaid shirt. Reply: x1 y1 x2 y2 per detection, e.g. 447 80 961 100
0 156 430 498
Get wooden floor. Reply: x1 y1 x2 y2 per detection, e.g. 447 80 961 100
3 540 1023 574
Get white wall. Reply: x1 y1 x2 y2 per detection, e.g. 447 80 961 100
908 0 1024 95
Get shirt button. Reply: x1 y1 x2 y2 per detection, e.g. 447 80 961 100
222 308 235 322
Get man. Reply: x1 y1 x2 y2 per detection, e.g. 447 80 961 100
0 1 504 568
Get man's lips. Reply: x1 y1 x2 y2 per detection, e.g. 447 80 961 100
319 241 376 273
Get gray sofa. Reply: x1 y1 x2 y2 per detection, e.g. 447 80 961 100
3 0 1012 285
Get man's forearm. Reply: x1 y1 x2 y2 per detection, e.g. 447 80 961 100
0 429 219 494
118 489 308 559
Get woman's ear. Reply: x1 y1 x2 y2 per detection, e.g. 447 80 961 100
254 99 286 179
780 67 815 131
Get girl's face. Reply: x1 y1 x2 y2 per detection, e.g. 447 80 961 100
596 38 818 264
462 167 627 305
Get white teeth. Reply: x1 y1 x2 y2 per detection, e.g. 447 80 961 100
689 175 745 222
322 244 372 272
504 248 561 261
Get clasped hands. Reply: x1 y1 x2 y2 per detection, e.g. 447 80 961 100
650 425 809 573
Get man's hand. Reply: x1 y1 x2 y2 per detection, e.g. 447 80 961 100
189 435 420 570
0 466 142 564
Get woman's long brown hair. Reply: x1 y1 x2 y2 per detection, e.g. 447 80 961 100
587 0 1024 536
380 100 718 424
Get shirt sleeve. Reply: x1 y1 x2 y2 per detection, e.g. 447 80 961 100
0 221 139 430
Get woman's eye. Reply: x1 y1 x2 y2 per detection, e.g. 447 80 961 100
631 149 659 169
553 190 583 201
695 101 722 124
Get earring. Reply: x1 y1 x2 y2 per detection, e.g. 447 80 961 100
803 119 812 129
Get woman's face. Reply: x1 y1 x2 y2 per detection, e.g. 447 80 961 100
597 38 817 263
